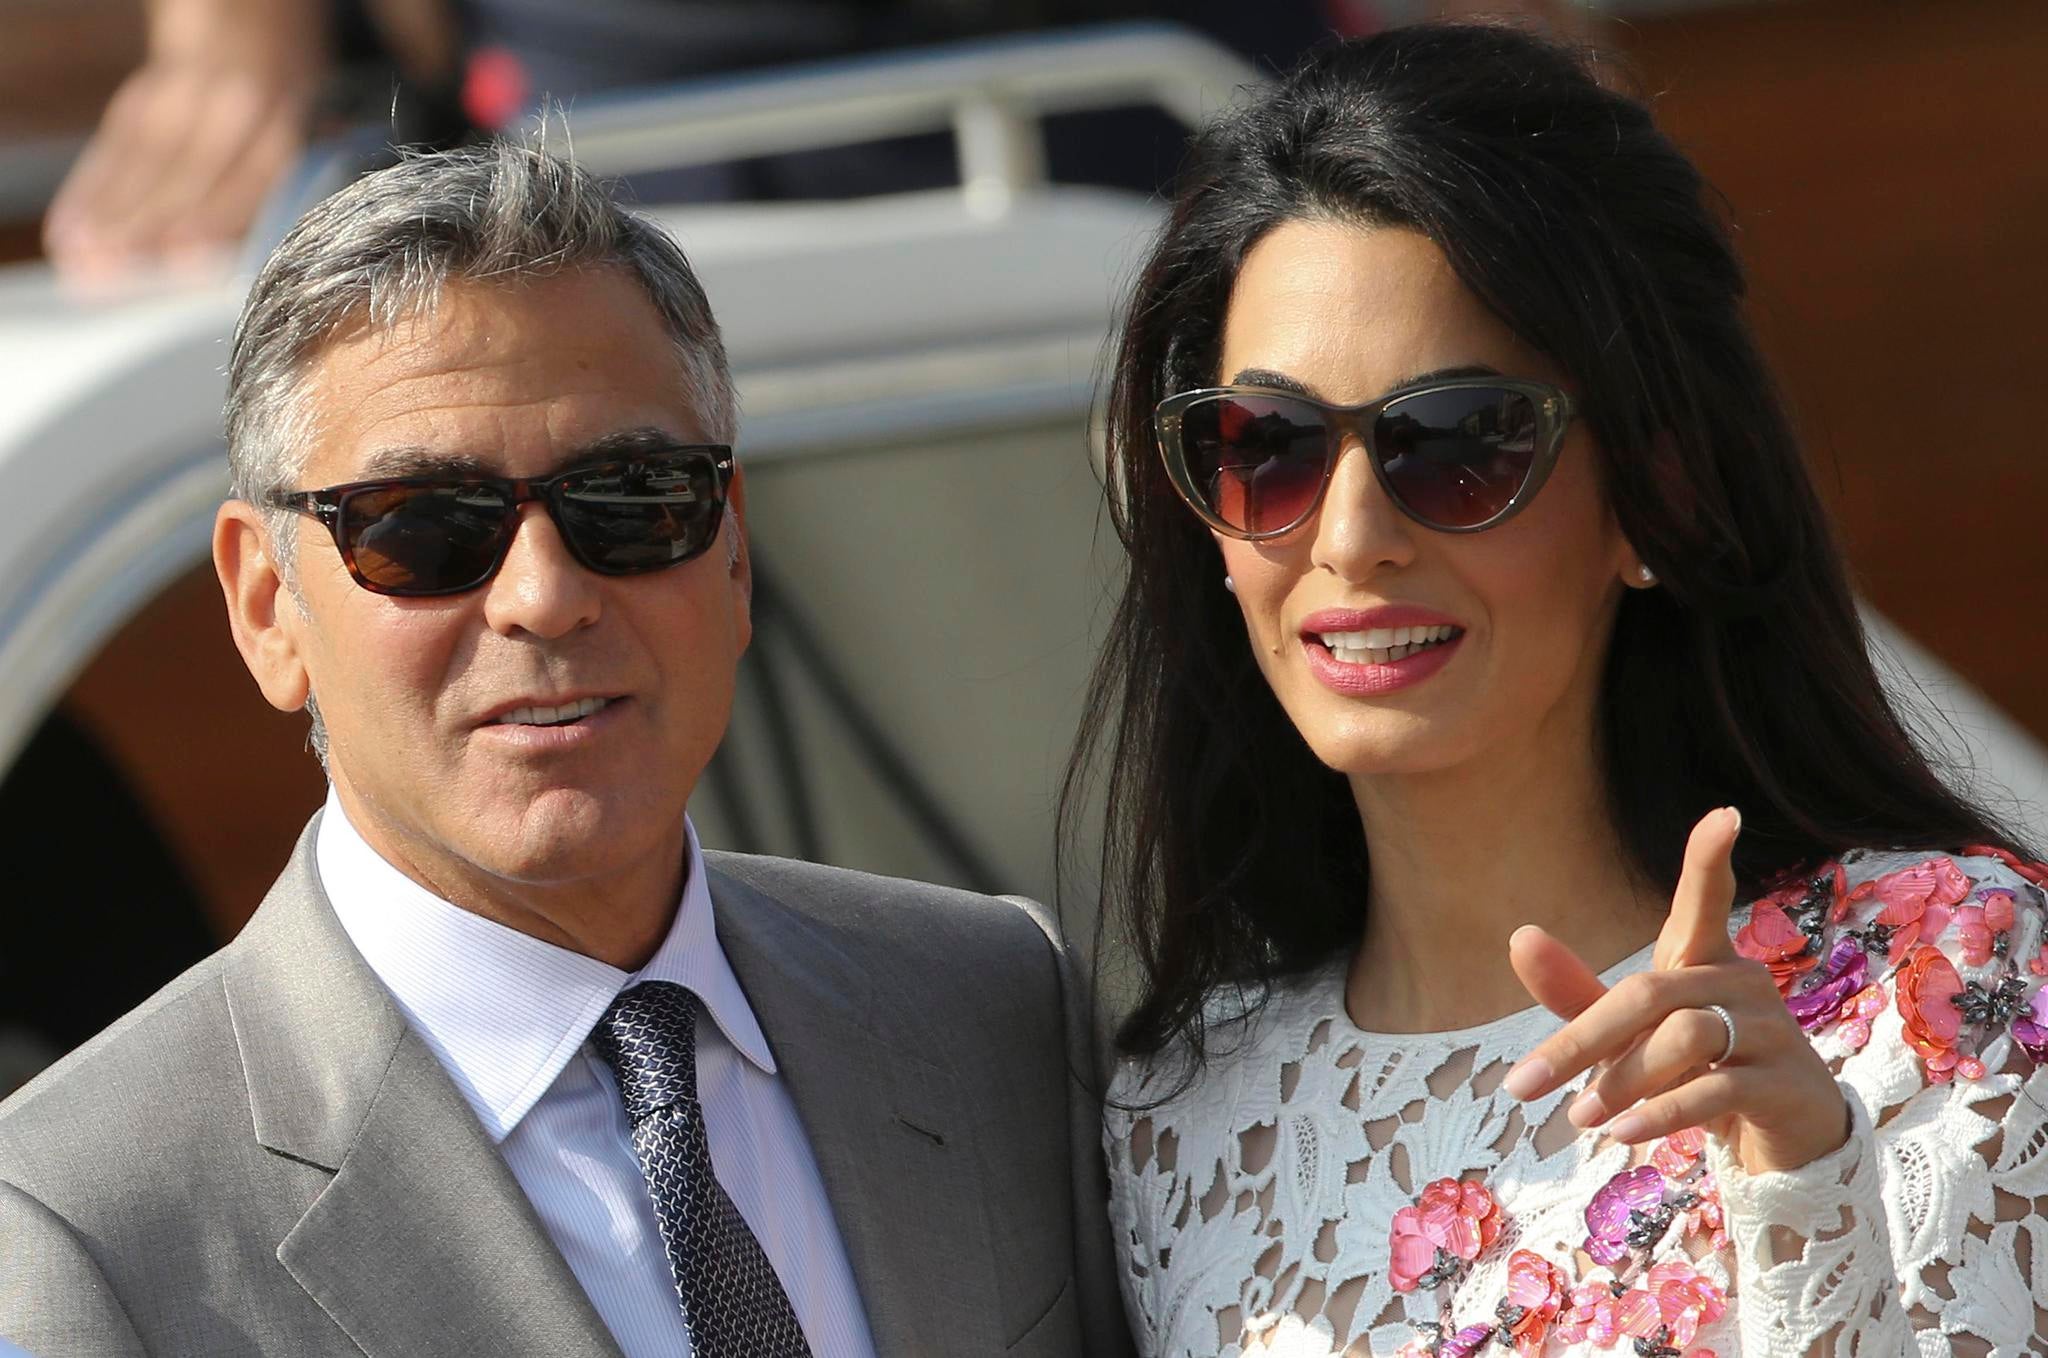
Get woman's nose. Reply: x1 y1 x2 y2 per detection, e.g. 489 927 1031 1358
1309 441 1419 581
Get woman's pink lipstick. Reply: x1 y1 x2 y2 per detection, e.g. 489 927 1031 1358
1299 606 1465 696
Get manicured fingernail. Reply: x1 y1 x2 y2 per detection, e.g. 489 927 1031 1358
1568 1088 1608 1127
1725 805 1743 835
1502 1057 1552 1100
1606 1112 1648 1143
1509 923 1541 947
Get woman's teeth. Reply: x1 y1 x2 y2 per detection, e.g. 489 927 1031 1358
1316 624 1460 666
491 696 611 727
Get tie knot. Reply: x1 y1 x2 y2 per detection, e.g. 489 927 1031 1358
592 981 702 1124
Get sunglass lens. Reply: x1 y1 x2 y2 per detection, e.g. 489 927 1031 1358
1373 386 1542 530
555 455 723 574
340 485 511 594
1179 393 1331 534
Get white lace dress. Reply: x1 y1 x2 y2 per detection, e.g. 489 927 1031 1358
1104 847 2048 1357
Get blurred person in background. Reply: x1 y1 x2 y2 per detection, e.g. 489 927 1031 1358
39 0 1577 280
1076 23 2048 1356
39 0 1014 278
1 142 1128 1358
41 0 458 280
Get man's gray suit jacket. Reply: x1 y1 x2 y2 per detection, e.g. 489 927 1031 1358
0 818 1132 1357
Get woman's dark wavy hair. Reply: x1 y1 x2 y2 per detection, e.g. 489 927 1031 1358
1063 22 2034 1071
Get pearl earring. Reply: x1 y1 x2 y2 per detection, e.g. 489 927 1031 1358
1223 575 1237 595
1636 563 1657 586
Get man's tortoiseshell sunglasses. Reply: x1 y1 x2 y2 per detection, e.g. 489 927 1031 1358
267 445 734 597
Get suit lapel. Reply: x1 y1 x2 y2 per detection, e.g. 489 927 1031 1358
275 1037 624 1357
710 867 1007 1355
223 820 621 1358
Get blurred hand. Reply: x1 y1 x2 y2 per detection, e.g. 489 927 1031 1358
42 0 326 282
1502 808 1852 1175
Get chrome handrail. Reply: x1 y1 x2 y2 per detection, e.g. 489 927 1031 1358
545 23 1260 215
237 24 1256 265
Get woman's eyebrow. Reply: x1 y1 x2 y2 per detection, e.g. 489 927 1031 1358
1229 367 1320 397
1227 364 1506 403
1391 363 1503 389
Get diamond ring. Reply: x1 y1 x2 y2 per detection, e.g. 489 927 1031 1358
1703 1003 1738 1066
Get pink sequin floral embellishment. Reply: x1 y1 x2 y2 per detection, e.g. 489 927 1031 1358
1389 1178 1505 1292
1554 1262 1725 1356
1645 1260 1730 1347
1553 1272 1645 1347
2012 985 2048 1064
1583 1165 1665 1267
1955 889 2018 967
1732 899 1818 995
1498 1250 1570 1355
1857 856 1971 966
1897 943 1965 1081
1648 1125 1707 1179
1837 984 1887 1052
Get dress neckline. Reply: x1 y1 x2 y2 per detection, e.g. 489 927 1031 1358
1305 921 1744 1046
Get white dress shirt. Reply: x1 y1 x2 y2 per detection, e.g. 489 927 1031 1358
316 790 877 1358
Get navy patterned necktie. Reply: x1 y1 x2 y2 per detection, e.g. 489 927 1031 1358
591 981 814 1358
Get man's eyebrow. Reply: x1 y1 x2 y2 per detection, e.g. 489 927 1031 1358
573 427 699 460
353 428 699 481
1226 364 1505 403
358 446 493 479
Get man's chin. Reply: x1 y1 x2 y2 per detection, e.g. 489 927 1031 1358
472 789 684 880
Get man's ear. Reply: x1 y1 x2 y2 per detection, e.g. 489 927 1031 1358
213 500 311 713
725 467 753 654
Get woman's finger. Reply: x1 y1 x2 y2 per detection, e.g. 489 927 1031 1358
1652 807 1742 971
1503 963 1754 1100
1508 923 1609 1022
1600 1069 1750 1145
1566 1004 1736 1128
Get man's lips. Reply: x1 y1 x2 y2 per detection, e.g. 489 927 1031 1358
470 694 632 750
476 693 626 728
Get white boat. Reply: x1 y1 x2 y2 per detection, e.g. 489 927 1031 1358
0 27 1253 941
0 26 2041 1083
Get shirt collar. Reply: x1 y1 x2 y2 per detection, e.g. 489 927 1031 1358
315 787 775 1144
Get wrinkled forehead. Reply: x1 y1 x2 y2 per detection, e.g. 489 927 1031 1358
294 270 706 484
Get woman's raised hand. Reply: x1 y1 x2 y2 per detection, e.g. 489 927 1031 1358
1500 808 1851 1174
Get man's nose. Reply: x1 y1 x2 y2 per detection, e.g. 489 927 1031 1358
481 502 602 638
1309 441 1419 581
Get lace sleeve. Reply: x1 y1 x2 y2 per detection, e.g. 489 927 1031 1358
1718 848 2048 1356
1105 1065 1167 1357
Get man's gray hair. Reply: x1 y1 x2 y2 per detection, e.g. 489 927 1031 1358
224 140 738 577
225 140 738 765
